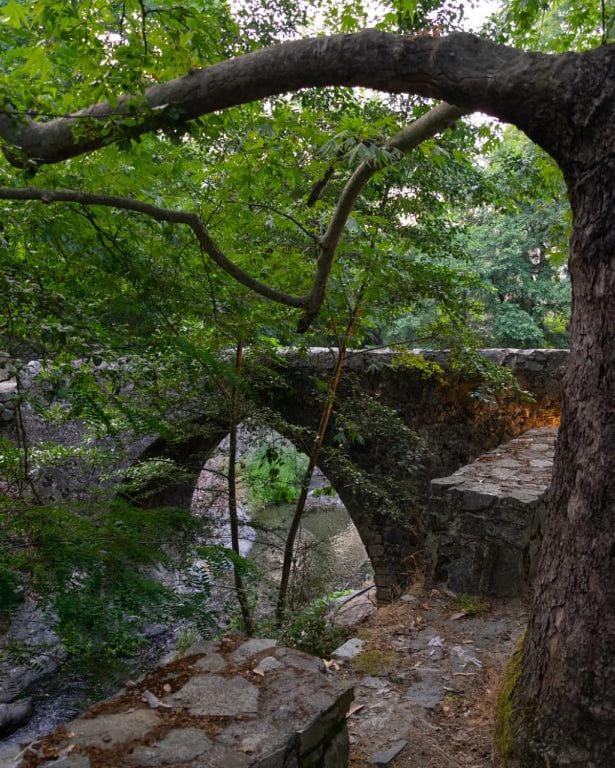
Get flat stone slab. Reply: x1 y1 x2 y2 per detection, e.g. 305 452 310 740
169 673 259 716
332 638 365 661
231 637 277 663
403 676 443 710
193 652 228 673
128 727 211 766
368 739 408 765
17 637 353 768
254 656 282 673
70 709 160 749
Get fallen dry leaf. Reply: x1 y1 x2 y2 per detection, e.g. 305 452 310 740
142 689 172 709
449 610 468 621
347 704 365 718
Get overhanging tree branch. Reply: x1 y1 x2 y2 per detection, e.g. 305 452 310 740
321 102 465 255
299 102 466 330
0 187 310 309
0 30 585 167
0 103 465 330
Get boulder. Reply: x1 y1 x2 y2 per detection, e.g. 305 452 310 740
0 698 33 737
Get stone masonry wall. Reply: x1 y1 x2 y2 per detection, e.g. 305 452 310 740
427 427 556 597
0 349 566 603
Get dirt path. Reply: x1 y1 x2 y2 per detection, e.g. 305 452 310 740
332 587 527 767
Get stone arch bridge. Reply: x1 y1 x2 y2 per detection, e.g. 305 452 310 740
130 348 565 602
1 349 566 602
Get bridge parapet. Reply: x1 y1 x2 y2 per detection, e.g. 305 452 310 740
427 426 556 597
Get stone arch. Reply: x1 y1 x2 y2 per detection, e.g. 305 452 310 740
127 349 565 604
1 349 565 604
132 423 407 603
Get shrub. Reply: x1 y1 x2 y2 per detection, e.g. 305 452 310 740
0 496 214 661
244 442 307 506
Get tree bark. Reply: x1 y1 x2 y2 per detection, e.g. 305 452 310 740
505 150 615 764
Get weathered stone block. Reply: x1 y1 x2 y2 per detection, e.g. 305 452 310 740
169 673 260 716
232 637 278 662
69 709 160 749
128 727 212 765
22 637 353 768
427 427 556 597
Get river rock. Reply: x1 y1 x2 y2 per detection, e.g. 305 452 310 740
0 698 33 737
0 599 64 709
0 744 22 768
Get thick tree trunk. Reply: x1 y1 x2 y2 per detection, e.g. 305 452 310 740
505 157 615 766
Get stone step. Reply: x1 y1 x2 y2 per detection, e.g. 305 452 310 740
10 637 354 768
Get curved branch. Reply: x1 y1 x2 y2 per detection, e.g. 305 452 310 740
0 30 577 166
0 187 309 309
298 102 467 330
0 102 466 331
321 102 466 254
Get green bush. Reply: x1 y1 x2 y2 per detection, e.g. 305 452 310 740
0 497 213 661
271 590 351 658
244 442 307 506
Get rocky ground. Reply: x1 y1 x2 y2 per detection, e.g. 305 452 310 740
332 584 526 767
0 584 526 768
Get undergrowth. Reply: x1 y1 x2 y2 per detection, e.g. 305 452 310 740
0 496 215 662
260 590 352 657
453 593 491 616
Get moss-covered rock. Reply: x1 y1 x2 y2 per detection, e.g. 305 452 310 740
495 632 525 766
